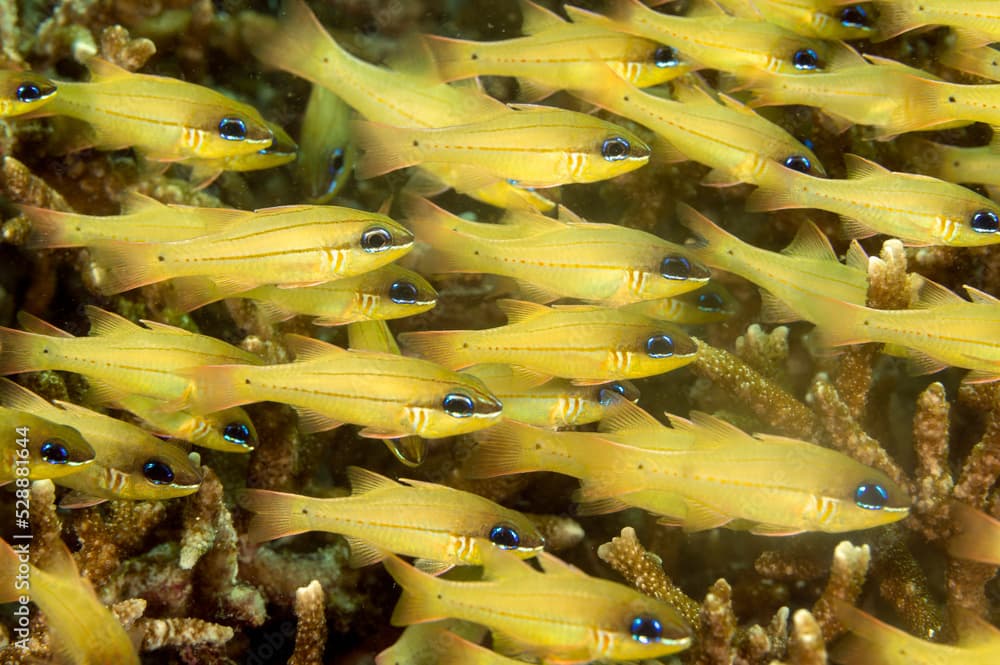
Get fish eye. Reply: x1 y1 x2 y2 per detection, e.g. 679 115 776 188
792 48 820 71
361 226 393 252
16 83 43 103
218 116 248 141
143 460 176 485
599 381 634 406
601 137 631 162
630 614 664 644
645 334 675 358
697 291 726 312
223 422 253 447
488 524 521 550
854 482 889 510
389 280 419 304
442 392 476 418
783 155 812 173
653 45 679 68
328 148 346 177
970 210 1000 233
40 439 69 464
660 255 691 280
839 5 870 28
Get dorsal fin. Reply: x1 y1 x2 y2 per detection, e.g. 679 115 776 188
479 546 533 580
384 34 442 84
536 551 585 576
85 307 139 337
84 56 130 81
347 466 400 494
555 205 587 226
598 396 664 434
689 411 751 446
498 208 564 234
0 377 56 414
285 333 346 362
781 219 837 261
138 319 197 336
120 191 168 214
845 240 869 271
671 76 718 105
912 277 965 309
347 320 400 354
963 285 1000 305
519 0 565 34
844 154 890 179
496 299 551 324
17 311 73 338
39 535 80 579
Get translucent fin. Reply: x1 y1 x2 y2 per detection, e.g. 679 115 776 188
912 278 965 309
414 558 453 576
598 396 663 434
495 299 551 324
781 220 837 261
759 291 800 324
85 306 138 336
397 330 465 369
680 499 732 532
344 535 387 568
964 285 1000 305
535 551 584 576
292 406 344 434
17 311 72 337
844 153 890 179
519 0 565 34
237 489 311 543
382 555 447 625
346 466 398 494
59 490 108 509
845 240 869 271
516 280 561 304
353 120 420 179
905 351 949 376
748 523 804 536
574 494 632 515
358 427 408 439
285 333 345 362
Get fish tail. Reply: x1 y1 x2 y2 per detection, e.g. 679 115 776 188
167 276 234 313
675 203 738 261
0 326 51 376
353 120 420 180
464 420 550 478
248 0 346 84
237 489 314 543
397 331 469 369
18 205 83 248
744 168 801 212
809 300 869 348
90 242 165 294
422 35 477 82
178 364 253 414
0 538 25 603
946 501 999 564
381 554 449 626
401 196 479 273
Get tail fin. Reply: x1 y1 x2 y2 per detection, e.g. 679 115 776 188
19 205 85 248
90 242 165 294
237 489 314 543
675 203 740 267
397 331 469 369
381 554 449 626
353 121 421 179
177 364 253 414
423 35 478 82
401 196 479 273
0 326 49 375
464 420 546 478
0 538 26 603
947 500 1000 565
246 0 347 86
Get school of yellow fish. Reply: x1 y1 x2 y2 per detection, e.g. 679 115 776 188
4 0 1000 662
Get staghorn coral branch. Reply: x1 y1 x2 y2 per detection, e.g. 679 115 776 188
288 580 327 665
810 541 870 643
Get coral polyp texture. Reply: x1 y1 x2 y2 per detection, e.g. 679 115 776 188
2 0 1000 663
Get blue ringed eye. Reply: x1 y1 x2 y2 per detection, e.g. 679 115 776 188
488 524 520 549
792 48 820 70
16 83 42 103
143 460 175 485
839 5 869 28
646 334 675 358
697 292 725 312
223 422 252 446
389 280 419 304
970 210 1000 233
854 482 889 510
218 117 248 141
40 440 69 464
361 226 393 252
653 45 678 68
784 155 812 173
660 255 691 280
630 615 664 643
442 392 475 418
601 137 631 161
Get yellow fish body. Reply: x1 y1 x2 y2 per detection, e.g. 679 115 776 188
947 500 1000 565
831 599 1000 665
940 40 1000 81
714 0 874 39
383 548 692 663
623 282 740 325
573 67 825 187
425 0 691 96
0 70 57 117
405 196 708 305
810 279 1000 383
468 398 911 534
399 300 699 384
565 0 853 75
171 263 437 326
297 84 356 203
376 623 518 665
0 407 94 482
862 0 1000 42
183 335 503 439
247 0 552 211
0 537 141 665
749 156 1000 246
354 105 650 188
465 363 639 428
0 307 262 405
903 138 1000 189
183 119 298 187
38 58 274 161
0 379 202 506
678 204 869 323
90 204 414 295
240 466 543 573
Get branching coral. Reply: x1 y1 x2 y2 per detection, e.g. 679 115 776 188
288 580 327 665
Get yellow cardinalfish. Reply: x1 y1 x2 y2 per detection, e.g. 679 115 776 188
169 264 437 326
831 598 1000 665
0 537 141 665
571 66 825 188
239 466 543 574
404 196 708 305
376 622 528 665
749 156 1000 247
902 138 1000 190
0 379 202 507
0 69 57 117
183 119 298 189
247 0 552 211
424 0 691 99
298 84 356 203
564 0 857 75
384 548 691 663
21 191 252 248
712 0 874 40
0 306 262 405
400 299 698 385
465 364 640 429
31 57 274 162
89 204 414 295
940 40 1000 81
623 282 740 325
0 407 94 483
947 500 1000 565
181 335 502 439
678 204 868 324
354 105 650 188
809 278 1000 383
468 398 910 534
851 0 1000 42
